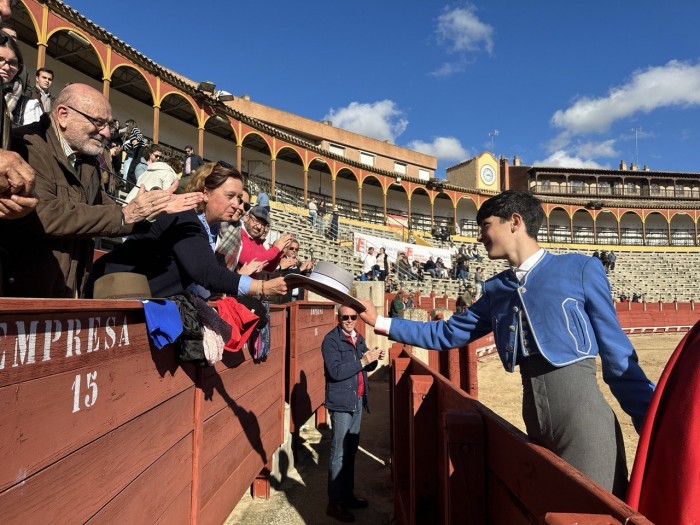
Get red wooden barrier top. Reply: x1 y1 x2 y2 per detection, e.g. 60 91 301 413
0 298 286 525
391 350 654 525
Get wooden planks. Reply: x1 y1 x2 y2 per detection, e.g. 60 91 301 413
0 299 288 525
287 302 335 433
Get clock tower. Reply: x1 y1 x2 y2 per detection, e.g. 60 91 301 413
445 151 500 190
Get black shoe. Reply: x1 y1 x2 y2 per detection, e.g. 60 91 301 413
326 503 355 523
345 496 369 509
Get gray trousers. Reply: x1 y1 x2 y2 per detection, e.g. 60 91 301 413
519 355 628 497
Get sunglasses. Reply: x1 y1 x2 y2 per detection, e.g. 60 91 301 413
243 202 252 212
340 314 358 321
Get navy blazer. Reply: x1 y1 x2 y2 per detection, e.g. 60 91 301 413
322 325 377 412
86 210 241 298
389 251 654 430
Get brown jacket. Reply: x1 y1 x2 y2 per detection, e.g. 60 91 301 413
1 114 133 297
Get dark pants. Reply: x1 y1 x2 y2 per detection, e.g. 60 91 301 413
328 396 363 505
519 355 628 497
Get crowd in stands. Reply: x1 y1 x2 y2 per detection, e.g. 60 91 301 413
0 8 321 328
358 241 487 297
592 249 617 273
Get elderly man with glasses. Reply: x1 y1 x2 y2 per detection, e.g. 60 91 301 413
322 305 384 522
1 83 202 297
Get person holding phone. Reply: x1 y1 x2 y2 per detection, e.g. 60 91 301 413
322 305 384 522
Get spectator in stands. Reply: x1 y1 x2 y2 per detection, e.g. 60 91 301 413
32 67 53 113
608 250 616 272
358 190 655 498
308 197 317 226
411 260 423 280
434 256 447 279
458 243 467 256
455 284 475 313
384 276 397 294
474 267 485 298
407 231 416 244
455 252 469 288
3 83 202 298
423 256 437 278
0 28 37 222
396 252 421 281
108 118 124 184
600 250 610 272
276 239 314 303
469 243 484 262
322 305 383 522
317 199 327 235
362 246 376 279
327 207 339 241
183 145 203 177
132 143 163 183
592 249 600 260
389 290 409 318
121 118 144 178
125 161 178 204
376 247 388 281
2 34 42 127
87 162 288 300
632 292 640 303
237 196 294 278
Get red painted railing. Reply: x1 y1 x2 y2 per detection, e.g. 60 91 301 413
390 347 654 525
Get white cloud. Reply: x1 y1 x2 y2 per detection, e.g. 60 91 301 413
430 60 467 78
574 139 618 158
436 5 494 55
431 5 493 76
551 60 700 135
534 150 606 169
323 100 408 142
406 136 469 162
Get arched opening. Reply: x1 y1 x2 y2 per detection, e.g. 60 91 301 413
410 187 432 234
159 92 198 153
241 132 272 195
456 196 478 238
596 211 619 245
572 209 594 244
620 211 643 245
670 212 694 246
361 174 385 224
547 207 571 244
202 114 236 164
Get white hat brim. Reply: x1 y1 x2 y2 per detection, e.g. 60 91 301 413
284 274 366 312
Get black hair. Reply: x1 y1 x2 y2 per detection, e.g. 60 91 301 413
476 190 544 239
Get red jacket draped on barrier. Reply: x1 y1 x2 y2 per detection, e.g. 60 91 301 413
627 321 700 524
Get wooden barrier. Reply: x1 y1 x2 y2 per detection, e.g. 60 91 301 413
0 299 286 525
391 349 654 525
286 302 336 435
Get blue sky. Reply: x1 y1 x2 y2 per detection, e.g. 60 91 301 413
65 1 700 176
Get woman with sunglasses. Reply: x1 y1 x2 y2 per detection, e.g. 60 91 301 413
86 162 287 299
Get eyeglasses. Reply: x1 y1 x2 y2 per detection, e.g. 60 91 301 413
247 213 267 226
0 56 20 70
287 247 298 252
242 202 252 212
65 105 110 132
340 314 358 321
